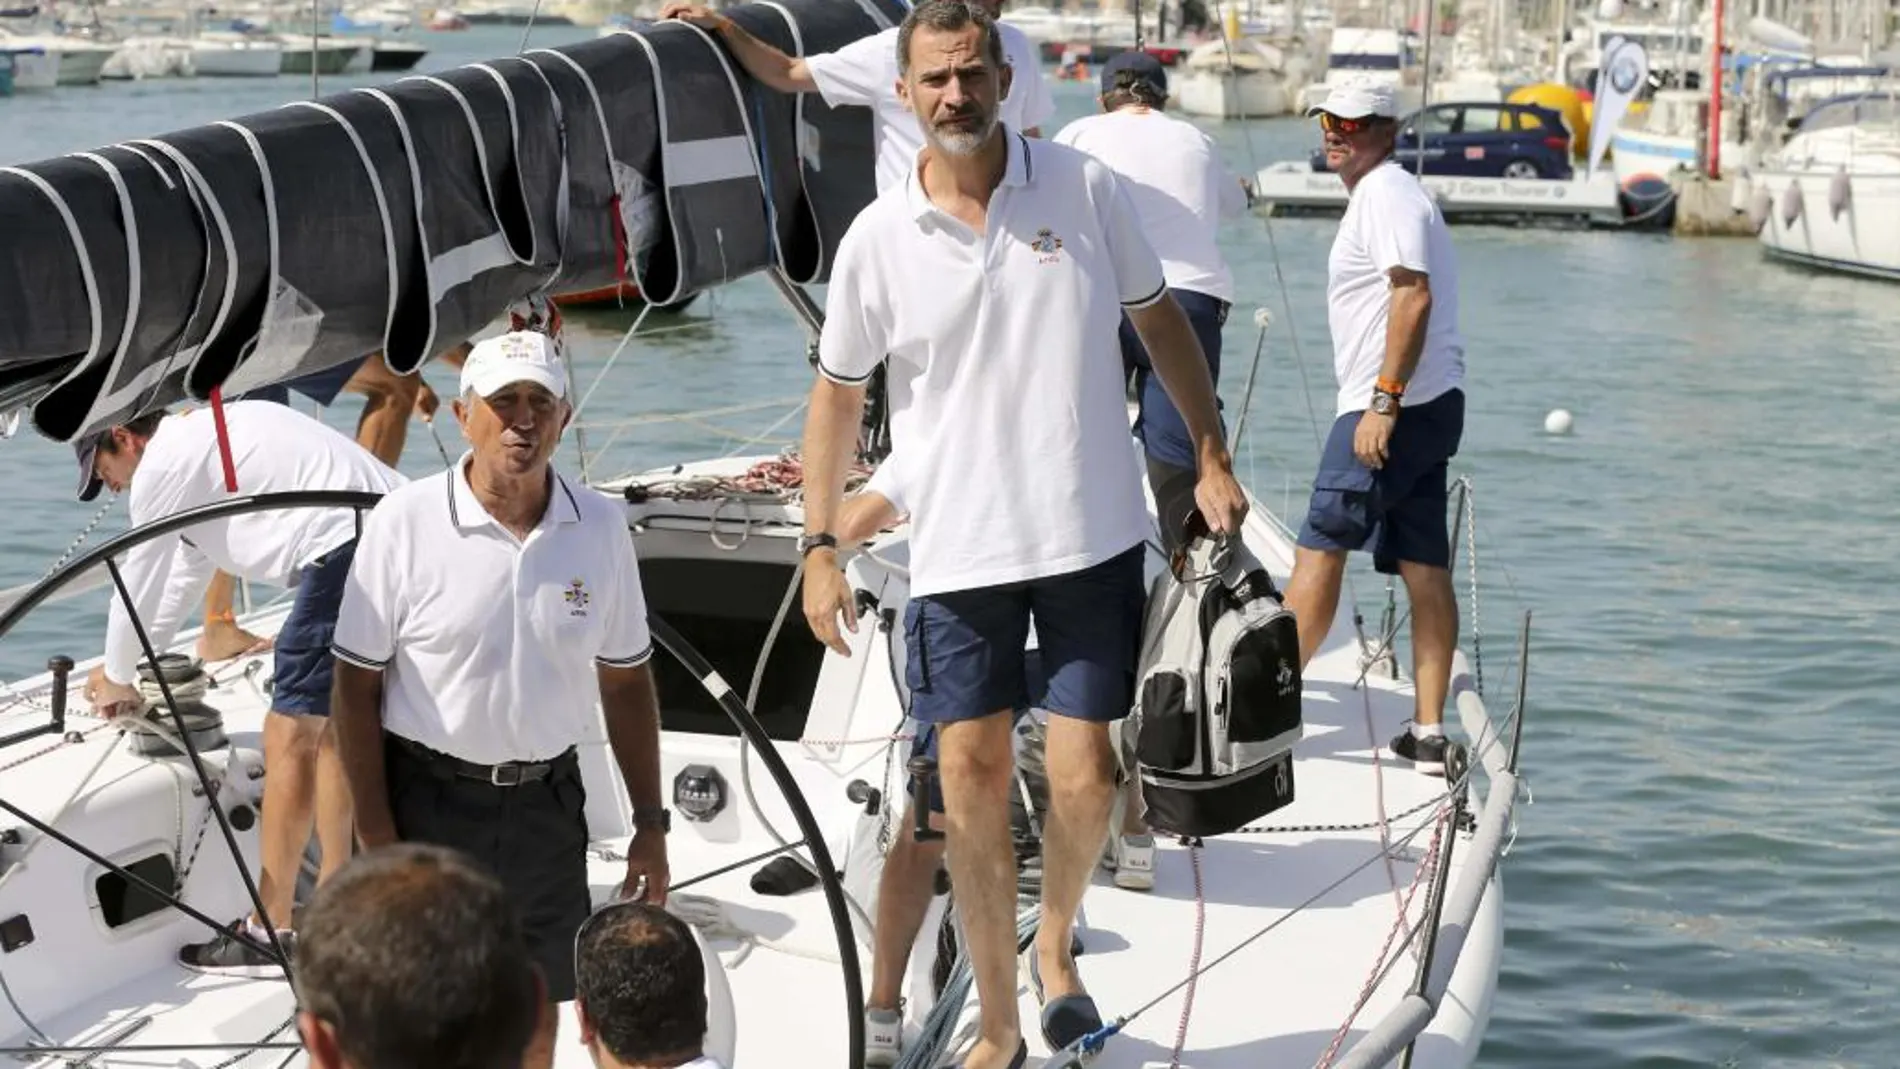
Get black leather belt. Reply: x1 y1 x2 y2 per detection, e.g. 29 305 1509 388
391 735 574 787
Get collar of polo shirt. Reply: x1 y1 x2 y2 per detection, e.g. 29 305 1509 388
903 126 1034 224
447 451 583 532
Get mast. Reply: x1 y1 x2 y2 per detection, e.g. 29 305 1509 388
1708 0 1724 176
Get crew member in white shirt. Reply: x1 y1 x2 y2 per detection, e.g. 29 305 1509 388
1284 77 1467 776
329 331 671 1069
795 4 1246 1067
657 0 1055 193
1053 48 1253 890
575 900 727 1069
73 400 406 975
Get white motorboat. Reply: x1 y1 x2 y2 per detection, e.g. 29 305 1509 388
1748 90 1900 281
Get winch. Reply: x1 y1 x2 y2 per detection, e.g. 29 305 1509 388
130 654 230 758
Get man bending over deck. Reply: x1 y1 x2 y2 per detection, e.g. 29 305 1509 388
1053 50 1255 889
74 401 406 972
296 843 543 1069
330 331 671 1069
794 4 1245 1066
1282 77 1467 776
658 0 1054 194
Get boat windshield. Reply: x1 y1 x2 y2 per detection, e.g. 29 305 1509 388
1329 52 1401 70
1796 92 1900 134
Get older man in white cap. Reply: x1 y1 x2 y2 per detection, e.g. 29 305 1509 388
330 330 672 1069
1285 75 1467 775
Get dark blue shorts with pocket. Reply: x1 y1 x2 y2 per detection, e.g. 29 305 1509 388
1120 287 1229 473
903 544 1145 732
1296 389 1465 575
270 539 357 716
905 651 1046 816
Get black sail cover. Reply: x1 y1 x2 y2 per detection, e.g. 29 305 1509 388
0 0 900 443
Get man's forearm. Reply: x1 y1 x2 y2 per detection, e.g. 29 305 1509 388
801 377 869 538
601 666 664 812
331 664 395 842
1133 297 1230 470
1380 285 1433 387
708 16 813 93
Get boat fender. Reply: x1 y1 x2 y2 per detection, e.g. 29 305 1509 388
1829 167 1850 220
1747 186 1771 231
1729 168 1751 214
1780 181 1802 227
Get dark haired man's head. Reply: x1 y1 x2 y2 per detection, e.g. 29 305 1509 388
294 844 543 1069
75 410 165 501
574 902 707 1068
1097 50 1169 111
895 0 1012 158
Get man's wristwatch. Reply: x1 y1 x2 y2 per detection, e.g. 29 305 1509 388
797 532 838 557
633 807 672 834
1369 389 1401 416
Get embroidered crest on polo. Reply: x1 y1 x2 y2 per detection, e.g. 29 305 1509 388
1028 227 1064 263
564 578 591 615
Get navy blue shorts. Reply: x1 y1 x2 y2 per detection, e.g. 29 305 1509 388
239 357 365 408
905 651 1046 816
904 544 1145 733
270 539 357 716
1296 389 1465 575
1120 287 1229 472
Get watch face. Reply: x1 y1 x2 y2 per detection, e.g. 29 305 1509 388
1371 393 1394 415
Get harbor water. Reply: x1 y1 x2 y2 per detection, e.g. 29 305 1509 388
3 26 1898 1067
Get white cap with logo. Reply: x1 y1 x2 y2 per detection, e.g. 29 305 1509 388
1305 76 1400 120
460 330 568 400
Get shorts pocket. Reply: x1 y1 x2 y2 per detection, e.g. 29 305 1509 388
903 600 931 695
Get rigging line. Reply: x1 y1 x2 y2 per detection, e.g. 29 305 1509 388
1091 805 1449 1042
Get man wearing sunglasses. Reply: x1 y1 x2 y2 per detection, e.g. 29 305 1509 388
1285 76 1467 777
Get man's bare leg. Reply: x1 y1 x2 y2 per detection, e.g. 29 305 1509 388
936 711 1023 1069
197 571 270 661
1035 716 1116 1001
253 712 324 932
869 808 947 1012
1282 545 1348 670
1397 561 1458 729
313 720 353 884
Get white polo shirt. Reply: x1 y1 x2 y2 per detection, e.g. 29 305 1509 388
331 458 652 765
817 133 1165 598
1326 160 1465 416
101 402 405 685
806 23 1054 194
1053 107 1247 302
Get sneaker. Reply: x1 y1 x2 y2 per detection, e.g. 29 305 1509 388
1388 728 1448 777
864 1006 903 1068
178 921 294 979
1110 833 1155 891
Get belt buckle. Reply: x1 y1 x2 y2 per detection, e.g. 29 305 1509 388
489 763 525 787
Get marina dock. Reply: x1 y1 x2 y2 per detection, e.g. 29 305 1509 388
1248 164 1634 229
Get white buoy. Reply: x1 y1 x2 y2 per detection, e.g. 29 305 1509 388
1253 307 1273 329
1544 409 1574 436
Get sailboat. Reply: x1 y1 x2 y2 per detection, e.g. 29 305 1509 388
0 3 1529 1065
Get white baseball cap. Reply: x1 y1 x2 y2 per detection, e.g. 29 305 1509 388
460 330 567 399
1306 77 1400 120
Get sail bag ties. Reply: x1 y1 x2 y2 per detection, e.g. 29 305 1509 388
1125 520 1305 839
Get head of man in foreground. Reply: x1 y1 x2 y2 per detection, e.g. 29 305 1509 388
574 900 712 1069
895 0 1013 158
454 330 573 482
295 843 544 1069
1308 77 1401 187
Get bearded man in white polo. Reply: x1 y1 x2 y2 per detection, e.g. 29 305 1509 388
330 331 671 1069
795 3 1248 1066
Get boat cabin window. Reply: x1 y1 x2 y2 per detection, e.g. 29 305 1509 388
95 853 177 929
1328 51 1401 71
637 558 825 741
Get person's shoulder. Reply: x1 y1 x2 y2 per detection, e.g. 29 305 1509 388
1052 112 1109 145
366 470 449 525
562 474 626 527
1361 161 1432 206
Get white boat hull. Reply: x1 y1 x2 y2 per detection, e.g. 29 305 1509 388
1752 169 1900 281
1609 129 1745 184
0 457 1509 1068
1175 69 1292 118
192 41 284 77
3 49 58 89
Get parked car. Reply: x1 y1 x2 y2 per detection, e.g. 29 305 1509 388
1311 102 1576 180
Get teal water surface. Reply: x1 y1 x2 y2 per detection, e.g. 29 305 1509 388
3 27 1898 1067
